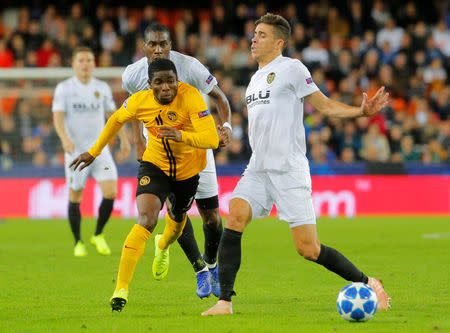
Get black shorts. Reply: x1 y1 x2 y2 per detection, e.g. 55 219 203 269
136 162 199 215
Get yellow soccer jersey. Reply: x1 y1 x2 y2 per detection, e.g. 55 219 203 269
88 82 219 180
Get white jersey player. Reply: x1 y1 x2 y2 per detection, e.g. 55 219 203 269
122 23 232 299
53 46 130 257
203 13 391 316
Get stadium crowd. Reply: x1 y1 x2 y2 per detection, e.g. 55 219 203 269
0 0 449 168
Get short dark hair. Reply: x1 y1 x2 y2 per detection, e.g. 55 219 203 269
255 13 291 50
144 23 171 43
72 46 94 59
148 58 177 81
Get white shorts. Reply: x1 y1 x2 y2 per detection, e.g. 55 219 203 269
65 150 118 191
196 149 219 200
231 169 316 228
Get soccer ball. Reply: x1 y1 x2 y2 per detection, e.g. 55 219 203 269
336 282 378 322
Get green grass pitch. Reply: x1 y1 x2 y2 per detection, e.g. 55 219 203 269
0 216 449 332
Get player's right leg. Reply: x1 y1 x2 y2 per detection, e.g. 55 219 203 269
111 162 167 312
202 170 271 316
201 197 253 316
65 154 89 256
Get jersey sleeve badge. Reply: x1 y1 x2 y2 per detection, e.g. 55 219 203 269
198 110 211 118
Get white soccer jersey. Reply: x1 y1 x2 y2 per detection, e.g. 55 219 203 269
245 55 319 172
52 76 116 152
122 51 219 176
122 51 217 95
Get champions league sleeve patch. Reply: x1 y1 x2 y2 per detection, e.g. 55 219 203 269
206 74 214 84
306 77 314 84
198 110 211 118
123 98 128 109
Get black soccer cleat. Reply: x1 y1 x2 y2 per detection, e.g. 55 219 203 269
110 297 127 312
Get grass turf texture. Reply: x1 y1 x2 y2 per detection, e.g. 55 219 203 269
0 216 449 333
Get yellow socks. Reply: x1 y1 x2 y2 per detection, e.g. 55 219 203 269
114 224 151 292
158 214 187 250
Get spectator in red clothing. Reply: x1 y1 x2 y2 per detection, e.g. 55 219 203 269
0 38 14 67
36 38 59 67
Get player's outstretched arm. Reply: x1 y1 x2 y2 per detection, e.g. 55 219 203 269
208 86 232 147
70 152 95 171
305 87 389 119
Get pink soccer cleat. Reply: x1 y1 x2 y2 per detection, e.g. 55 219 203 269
368 277 391 310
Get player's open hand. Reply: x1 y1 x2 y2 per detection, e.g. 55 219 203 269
158 126 182 142
360 86 390 117
217 125 231 147
70 152 95 171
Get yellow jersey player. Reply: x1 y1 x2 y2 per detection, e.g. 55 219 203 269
70 58 220 312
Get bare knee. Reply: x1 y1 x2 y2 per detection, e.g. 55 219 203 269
225 213 248 232
137 210 159 232
296 243 321 261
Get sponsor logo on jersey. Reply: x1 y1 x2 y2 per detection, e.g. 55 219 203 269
72 103 100 110
139 176 151 186
306 77 314 84
198 109 211 118
245 90 271 107
94 91 100 98
123 98 128 109
167 111 177 121
267 72 276 84
206 74 214 84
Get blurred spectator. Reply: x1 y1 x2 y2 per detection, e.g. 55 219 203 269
400 135 421 161
388 124 403 154
9 34 26 61
115 6 128 36
397 1 419 30
0 115 22 159
360 123 391 161
432 20 450 57
111 37 130 66
36 38 59 67
138 5 157 35
40 5 59 39
100 21 117 51
376 18 404 52
98 49 112 67
0 38 14 67
302 39 329 68
327 7 349 39
66 2 89 38
79 25 99 55
371 0 391 28
26 20 43 51
340 147 356 163
337 121 362 159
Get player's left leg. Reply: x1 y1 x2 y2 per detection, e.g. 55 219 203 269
153 174 200 283
197 197 222 297
290 224 391 310
90 179 117 255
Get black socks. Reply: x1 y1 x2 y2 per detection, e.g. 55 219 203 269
316 244 369 283
218 228 242 301
177 216 206 272
203 220 223 265
68 202 81 243
95 198 114 235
